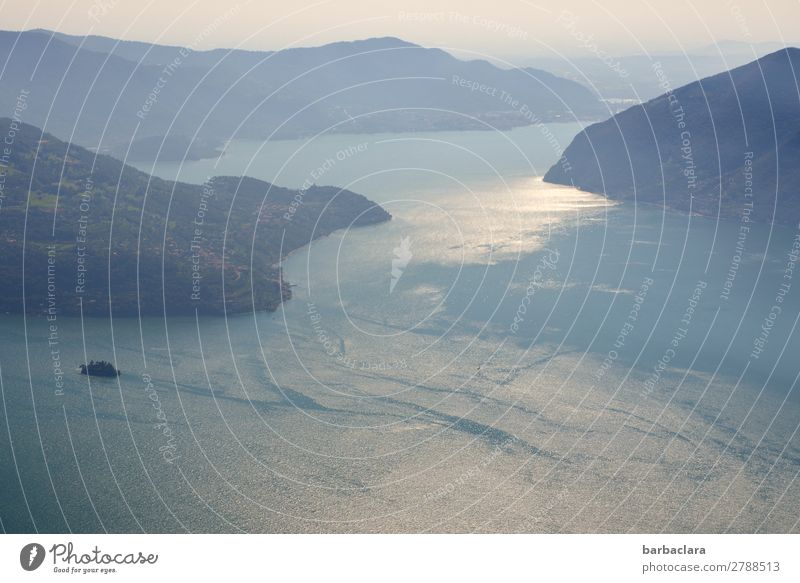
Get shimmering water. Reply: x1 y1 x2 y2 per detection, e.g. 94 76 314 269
2 124 799 533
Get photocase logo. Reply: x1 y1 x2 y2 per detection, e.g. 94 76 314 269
20 543 45 571
390 236 413 294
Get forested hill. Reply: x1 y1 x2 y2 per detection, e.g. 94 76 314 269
0 119 390 316
1 30 604 160
544 48 800 226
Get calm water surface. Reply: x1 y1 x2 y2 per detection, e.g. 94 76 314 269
2 124 799 532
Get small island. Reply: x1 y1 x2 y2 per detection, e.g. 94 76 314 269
79 360 121 377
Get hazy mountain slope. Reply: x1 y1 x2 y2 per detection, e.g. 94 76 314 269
524 45 797 102
31 28 270 69
543 48 800 225
0 30 245 156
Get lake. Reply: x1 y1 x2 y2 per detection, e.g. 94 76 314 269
1 123 799 533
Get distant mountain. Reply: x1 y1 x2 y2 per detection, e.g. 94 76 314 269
522 40 800 104
30 28 269 68
1 30 604 160
690 40 793 58
0 119 390 316
543 48 800 225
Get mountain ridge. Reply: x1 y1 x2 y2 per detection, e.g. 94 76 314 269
1 29 604 161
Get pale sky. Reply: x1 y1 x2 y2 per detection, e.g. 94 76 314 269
2 0 798 60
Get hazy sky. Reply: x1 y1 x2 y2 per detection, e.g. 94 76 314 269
2 0 798 60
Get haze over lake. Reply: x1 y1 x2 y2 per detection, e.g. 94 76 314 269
1 123 798 533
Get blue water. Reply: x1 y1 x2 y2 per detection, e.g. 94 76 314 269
1 124 799 533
